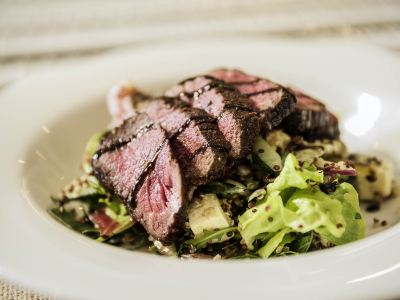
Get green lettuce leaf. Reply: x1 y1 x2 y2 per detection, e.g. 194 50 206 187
96 197 134 240
49 208 97 236
239 154 324 249
238 154 365 257
181 226 237 250
285 187 345 237
268 153 323 192
291 232 314 253
201 181 246 196
258 228 291 258
238 191 287 249
316 183 365 245
85 132 104 157
253 136 282 172
83 131 106 174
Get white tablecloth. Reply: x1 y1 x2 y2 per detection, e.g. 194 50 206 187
0 280 51 300
1 0 400 89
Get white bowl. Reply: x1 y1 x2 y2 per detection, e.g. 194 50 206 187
0 38 399 300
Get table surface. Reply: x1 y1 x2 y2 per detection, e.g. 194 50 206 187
1 0 400 299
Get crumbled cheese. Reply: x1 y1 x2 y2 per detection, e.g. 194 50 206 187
353 155 394 201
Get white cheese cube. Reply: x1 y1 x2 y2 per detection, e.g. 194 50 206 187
188 194 232 236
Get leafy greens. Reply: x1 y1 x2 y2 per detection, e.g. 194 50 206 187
238 154 365 258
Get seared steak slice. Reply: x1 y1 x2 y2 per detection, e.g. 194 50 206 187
165 76 260 159
209 69 296 131
92 113 185 243
135 98 230 184
282 88 340 140
105 83 229 184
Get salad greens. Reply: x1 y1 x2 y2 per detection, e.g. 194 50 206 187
181 227 238 251
316 183 365 245
50 133 366 259
50 132 148 249
202 181 247 196
258 228 291 258
238 154 364 257
82 131 106 174
253 136 282 172
267 153 323 192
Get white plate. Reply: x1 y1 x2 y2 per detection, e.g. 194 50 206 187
1 38 400 300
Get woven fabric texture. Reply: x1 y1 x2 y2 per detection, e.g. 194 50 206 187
0 280 51 300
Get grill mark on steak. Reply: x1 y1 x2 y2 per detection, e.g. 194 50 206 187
93 115 169 202
133 97 230 184
176 79 237 102
128 139 168 205
95 122 155 157
167 110 214 139
165 76 260 159
165 107 228 161
209 69 297 131
92 113 186 243
189 143 229 160
229 78 261 85
180 76 281 104
245 87 281 97
219 103 253 112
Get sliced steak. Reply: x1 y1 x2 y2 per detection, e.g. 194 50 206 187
92 113 186 243
165 76 260 159
282 88 340 140
209 69 296 131
135 97 230 184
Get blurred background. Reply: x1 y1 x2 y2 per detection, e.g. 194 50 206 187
1 0 400 299
1 0 400 90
